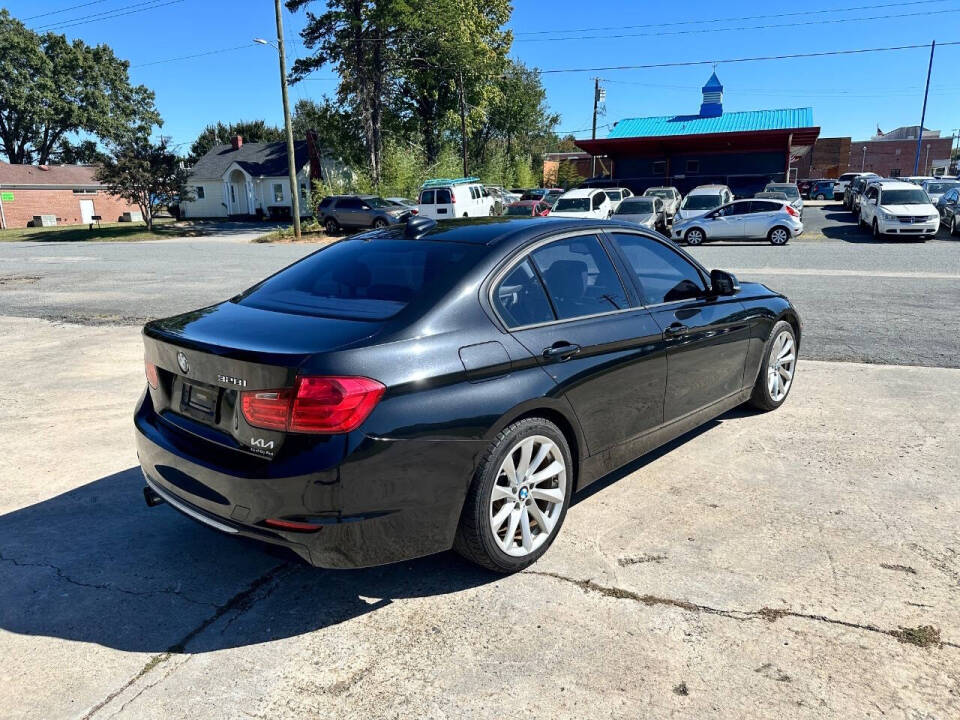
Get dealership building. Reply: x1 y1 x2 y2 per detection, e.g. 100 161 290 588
575 72 821 197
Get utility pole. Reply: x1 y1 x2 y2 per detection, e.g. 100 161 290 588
591 77 600 178
458 72 468 177
913 40 935 176
274 0 301 239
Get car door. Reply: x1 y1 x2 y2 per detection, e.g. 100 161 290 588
335 196 364 227
492 232 667 455
742 200 781 238
704 201 747 239
861 185 879 224
607 231 752 422
939 189 958 223
435 188 453 218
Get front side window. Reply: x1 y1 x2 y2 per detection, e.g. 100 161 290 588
611 233 706 306
493 259 554 328
273 183 284 202
530 235 628 320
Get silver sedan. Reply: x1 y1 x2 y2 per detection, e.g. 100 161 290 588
672 198 803 246
612 196 667 233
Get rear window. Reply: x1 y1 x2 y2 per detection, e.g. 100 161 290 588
765 185 800 199
616 198 655 214
680 194 722 210
505 204 533 216
236 239 485 320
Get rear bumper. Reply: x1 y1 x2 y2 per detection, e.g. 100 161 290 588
135 391 483 568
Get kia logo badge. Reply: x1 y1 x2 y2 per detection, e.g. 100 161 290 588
177 351 190 374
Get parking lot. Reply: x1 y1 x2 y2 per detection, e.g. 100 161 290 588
1 205 959 719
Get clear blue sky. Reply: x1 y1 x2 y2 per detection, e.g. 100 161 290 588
9 0 960 152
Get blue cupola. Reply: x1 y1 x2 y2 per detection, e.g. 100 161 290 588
699 71 723 118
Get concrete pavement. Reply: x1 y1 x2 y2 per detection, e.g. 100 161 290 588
1 315 958 719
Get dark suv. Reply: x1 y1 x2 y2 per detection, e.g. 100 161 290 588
318 195 410 233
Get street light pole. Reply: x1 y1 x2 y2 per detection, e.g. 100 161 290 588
264 0 301 239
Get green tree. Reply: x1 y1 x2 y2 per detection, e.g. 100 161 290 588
187 120 284 164
0 10 159 165
51 139 108 165
97 136 191 231
292 98 364 166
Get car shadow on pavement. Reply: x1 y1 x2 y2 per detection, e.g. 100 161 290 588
0 467 499 654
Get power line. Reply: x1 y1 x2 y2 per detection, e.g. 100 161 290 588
513 0 951 36
515 8 958 43
34 0 185 31
131 43 256 68
23 0 110 21
532 40 960 75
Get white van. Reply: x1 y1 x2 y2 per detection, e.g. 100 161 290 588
416 177 495 219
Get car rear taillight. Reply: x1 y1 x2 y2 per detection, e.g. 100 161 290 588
240 376 385 434
785 204 799 217
410 208 418 215
145 360 159 389
449 191 456 203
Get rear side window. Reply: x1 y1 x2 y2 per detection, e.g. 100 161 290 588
338 197 363 210
751 200 781 212
610 233 706 305
493 259 554 328
237 239 484 320
530 235 628 320
318 196 334 209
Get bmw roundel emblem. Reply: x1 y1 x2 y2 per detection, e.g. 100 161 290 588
176 351 189 374
518 487 529 501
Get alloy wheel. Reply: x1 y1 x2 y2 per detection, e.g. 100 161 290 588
489 435 566 557
686 229 704 245
767 331 796 402
769 227 789 245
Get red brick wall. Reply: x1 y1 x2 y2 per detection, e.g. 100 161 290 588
1 188 139 228
846 137 953 177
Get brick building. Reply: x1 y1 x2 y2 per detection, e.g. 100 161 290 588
796 136 852 179
0 163 138 229
542 152 611 187
847 127 953 178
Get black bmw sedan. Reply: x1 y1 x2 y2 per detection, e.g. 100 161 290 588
136 216 800 573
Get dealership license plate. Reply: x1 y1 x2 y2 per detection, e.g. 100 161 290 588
181 381 220 419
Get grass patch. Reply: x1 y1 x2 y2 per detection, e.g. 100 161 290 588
253 219 336 244
0 218 209 243
889 625 941 648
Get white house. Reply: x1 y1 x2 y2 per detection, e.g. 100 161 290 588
181 135 336 219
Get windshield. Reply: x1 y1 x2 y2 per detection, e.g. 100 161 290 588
925 182 959 194
681 194 722 210
765 185 800 199
237 238 485 320
616 199 654 214
605 190 622 201
645 189 672 199
505 204 533 216
881 189 930 205
362 197 391 208
553 198 590 212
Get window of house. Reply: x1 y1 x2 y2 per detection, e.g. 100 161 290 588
72 189 96 194
273 183 284 202
889 169 901 177
493 259 555 328
652 161 666 175
530 235 628 321
195 186 205 199
230 185 236 203
686 160 700 173
611 233 706 305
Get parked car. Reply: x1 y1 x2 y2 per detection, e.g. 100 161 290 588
549 188 613 219
673 185 734 222
598 187 633 211
763 183 803 217
806 180 835 200
137 214 801 572
504 200 552 217
901 176 935 186
642 187 682 218
673 198 802 246
848 174 881 215
417 177 495 219
936 187 960 235
920 178 960 205
484 185 521 215
317 195 411 233
385 197 418 212
835 172 874 207
797 178 820 198
521 188 564 206
613 196 667 232
857 180 940 240
755 191 788 201
841 172 879 209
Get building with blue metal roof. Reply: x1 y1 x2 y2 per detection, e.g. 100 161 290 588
576 72 820 197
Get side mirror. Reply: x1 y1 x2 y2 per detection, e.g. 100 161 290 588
361 204 371 211
710 269 740 296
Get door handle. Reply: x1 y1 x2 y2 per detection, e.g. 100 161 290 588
542 343 581 361
663 323 689 337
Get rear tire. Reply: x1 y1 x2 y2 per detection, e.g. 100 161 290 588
684 227 705 245
372 218 388 229
815 193 826 200
768 226 790 245
324 217 340 234
453 417 573 573
748 320 797 411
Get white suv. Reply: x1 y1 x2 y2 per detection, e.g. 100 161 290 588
674 185 734 222
416 177 495 219
857 180 940 241
549 188 613 219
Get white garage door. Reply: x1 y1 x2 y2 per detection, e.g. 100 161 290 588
79 199 95 224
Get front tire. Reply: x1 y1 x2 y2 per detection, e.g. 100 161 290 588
768 226 790 245
454 418 573 573
872 219 882 240
952 216 959 237
748 320 797 411
815 193 826 200
684 227 705 245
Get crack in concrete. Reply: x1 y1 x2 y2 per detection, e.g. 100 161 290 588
528 570 959 650
81 563 290 719
0 551 216 607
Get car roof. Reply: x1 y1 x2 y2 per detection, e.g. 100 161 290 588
687 185 729 194
871 180 923 190
560 188 601 198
